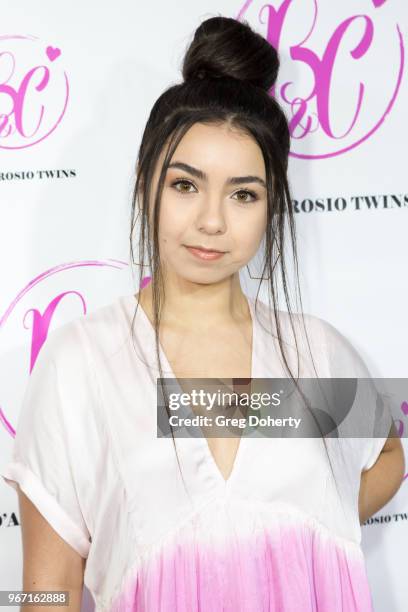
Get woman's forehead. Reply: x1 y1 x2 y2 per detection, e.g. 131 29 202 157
158 123 265 178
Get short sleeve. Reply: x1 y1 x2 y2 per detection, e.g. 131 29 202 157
360 385 394 471
0 329 91 558
315 317 394 473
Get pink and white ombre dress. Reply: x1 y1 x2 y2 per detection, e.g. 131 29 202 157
1 294 392 611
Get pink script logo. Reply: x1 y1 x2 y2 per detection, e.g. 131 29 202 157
0 35 69 149
237 0 404 159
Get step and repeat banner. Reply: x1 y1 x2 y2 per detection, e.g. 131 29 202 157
0 1 407 610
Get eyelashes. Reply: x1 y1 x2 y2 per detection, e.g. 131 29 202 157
170 178 259 204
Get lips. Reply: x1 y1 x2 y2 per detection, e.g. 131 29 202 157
186 244 225 253
184 245 226 261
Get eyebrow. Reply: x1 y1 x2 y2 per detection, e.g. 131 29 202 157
167 161 267 189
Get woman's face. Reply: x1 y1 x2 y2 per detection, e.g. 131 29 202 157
148 121 268 285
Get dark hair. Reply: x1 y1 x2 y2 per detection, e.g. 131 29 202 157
128 16 342 501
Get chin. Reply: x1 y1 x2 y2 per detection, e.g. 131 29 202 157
171 267 226 285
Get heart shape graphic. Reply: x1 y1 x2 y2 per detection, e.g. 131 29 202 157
46 46 61 61
401 401 408 416
372 0 388 7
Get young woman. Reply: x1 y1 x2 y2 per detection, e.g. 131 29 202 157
1 15 405 612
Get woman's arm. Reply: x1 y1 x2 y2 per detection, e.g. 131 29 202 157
358 424 406 525
18 488 86 612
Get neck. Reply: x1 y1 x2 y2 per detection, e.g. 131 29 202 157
137 274 250 330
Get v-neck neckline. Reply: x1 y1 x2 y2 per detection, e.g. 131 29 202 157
122 292 257 491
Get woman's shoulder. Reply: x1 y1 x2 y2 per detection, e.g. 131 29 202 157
45 293 132 362
250 295 338 347
250 296 369 376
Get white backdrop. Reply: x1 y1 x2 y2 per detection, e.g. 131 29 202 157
0 1 407 610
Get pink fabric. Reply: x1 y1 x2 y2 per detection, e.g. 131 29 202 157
110 520 372 611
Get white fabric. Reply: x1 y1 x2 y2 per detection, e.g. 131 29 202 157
0 293 392 609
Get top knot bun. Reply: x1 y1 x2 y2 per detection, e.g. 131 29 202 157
182 16 279 92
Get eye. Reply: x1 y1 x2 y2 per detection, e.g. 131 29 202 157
171 179 197 194
233 189 258 204
170 179 258 204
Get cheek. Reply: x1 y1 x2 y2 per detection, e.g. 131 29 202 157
233 208 267 253
158 198 191 241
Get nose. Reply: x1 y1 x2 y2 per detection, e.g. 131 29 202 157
195 194 227 235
